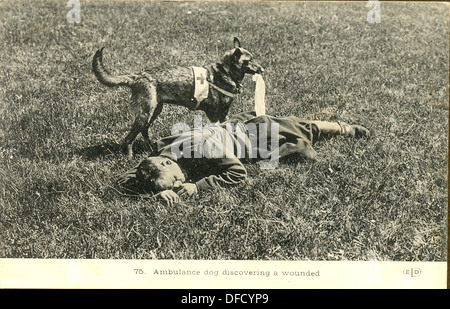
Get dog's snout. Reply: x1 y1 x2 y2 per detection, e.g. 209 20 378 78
246 60 264 75
253 61 264 74
255 64 264 74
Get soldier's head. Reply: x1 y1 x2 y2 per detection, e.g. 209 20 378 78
135 156 185 192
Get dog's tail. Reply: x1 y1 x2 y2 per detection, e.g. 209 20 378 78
92 47 135 87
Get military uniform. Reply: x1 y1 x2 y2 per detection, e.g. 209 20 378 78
152 111 357 191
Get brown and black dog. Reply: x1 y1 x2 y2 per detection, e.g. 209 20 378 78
92 37 264 158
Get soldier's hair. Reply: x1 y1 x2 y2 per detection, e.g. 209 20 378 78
136 158 162 192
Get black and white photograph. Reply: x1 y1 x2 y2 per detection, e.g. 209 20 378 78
0 0 448 289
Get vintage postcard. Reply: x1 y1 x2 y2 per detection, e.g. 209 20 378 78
0 0 448 290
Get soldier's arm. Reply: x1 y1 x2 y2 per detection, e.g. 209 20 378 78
195 156 248 191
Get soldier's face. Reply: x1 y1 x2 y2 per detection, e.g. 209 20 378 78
150 157 186 191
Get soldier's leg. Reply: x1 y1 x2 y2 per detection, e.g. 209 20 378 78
312 121 370 138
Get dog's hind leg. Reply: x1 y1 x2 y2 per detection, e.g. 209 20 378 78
123 79 158 158
123 111 150 159
141 103 163 142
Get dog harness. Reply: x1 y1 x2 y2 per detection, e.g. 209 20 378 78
192 66 210 104
191 66 237 110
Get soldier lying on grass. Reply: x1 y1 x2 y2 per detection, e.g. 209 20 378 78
118 111 370 205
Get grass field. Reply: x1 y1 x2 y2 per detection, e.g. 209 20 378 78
0 1 448 261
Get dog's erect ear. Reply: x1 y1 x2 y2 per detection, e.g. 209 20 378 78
234 37 241 48
233 48 242 61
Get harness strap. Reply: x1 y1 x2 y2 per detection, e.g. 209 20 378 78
208 82 237 98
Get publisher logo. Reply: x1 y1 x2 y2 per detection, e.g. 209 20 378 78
403 268 422 277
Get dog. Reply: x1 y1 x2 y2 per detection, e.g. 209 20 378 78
92 37 264 158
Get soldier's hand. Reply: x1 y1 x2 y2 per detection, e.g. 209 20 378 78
352 125 370 137
158 190 180 206
177 183 198 197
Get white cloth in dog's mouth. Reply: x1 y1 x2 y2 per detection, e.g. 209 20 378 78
252 74 265 116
